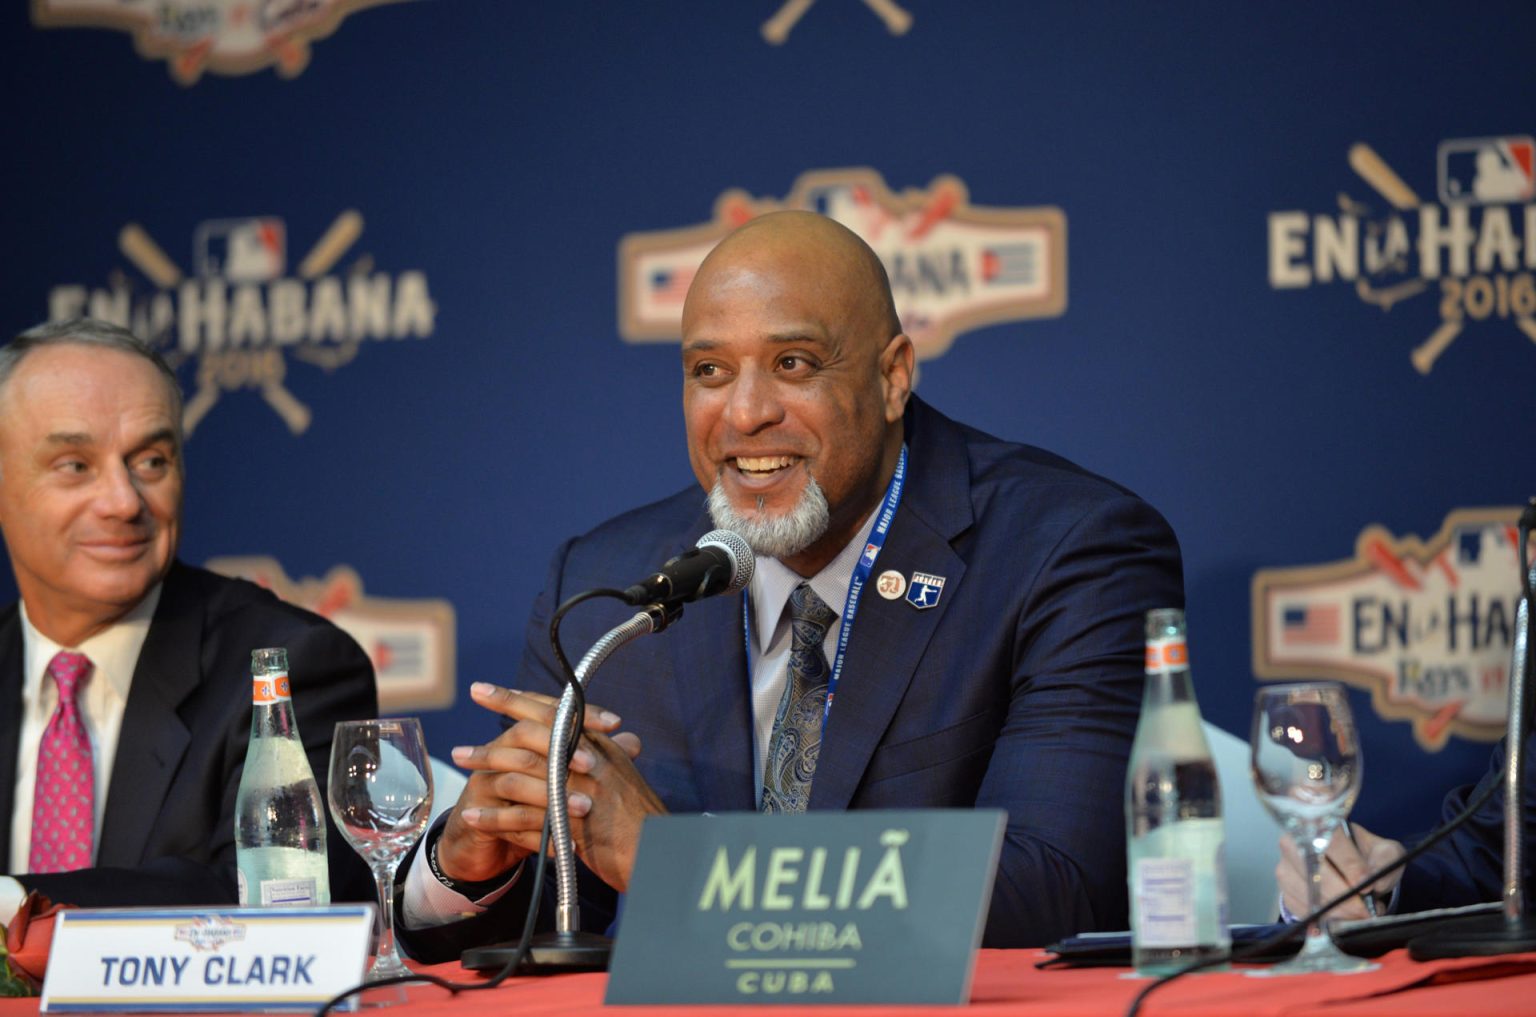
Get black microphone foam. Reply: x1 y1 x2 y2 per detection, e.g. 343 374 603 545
623 529 755 607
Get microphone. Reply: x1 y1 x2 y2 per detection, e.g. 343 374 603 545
623 529 755 607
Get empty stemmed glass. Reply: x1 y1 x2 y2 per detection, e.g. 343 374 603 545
328 718 433 987
1250 682 1377 975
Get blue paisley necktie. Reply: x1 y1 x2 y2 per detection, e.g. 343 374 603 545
761 583 837 814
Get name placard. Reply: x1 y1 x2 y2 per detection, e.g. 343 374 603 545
606 809 1004 1005
40 905 374 1013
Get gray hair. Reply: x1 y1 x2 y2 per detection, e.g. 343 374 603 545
706 471 831 562
1 318 185 434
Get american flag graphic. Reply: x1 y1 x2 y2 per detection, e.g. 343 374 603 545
649 266 695 304
1281 604 1340 646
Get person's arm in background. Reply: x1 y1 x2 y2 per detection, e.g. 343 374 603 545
1277 823 1404 921
1277 732 1532 919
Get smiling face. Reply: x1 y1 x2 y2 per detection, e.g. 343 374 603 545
681 212 913 576
0 343 183 645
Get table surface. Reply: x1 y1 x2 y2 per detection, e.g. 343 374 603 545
7 948 1536 1016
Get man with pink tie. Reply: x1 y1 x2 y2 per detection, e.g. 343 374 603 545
0 318 376 924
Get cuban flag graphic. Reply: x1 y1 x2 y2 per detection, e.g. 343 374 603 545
980 243 1037 286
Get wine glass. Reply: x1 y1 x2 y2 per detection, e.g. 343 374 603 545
1249 682 1377 975
328 718 433 987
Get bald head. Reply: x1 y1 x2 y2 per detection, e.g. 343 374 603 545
685 211 903 351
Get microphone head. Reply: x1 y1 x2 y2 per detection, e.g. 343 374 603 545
696 529 755 594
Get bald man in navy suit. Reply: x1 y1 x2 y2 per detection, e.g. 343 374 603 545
400 212 1183 956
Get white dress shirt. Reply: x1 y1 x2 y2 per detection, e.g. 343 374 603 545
1 586 161 924
403 507 881 929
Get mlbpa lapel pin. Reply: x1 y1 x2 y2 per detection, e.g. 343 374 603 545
906 572 945 609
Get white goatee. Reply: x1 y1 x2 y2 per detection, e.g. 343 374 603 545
706 472 830 561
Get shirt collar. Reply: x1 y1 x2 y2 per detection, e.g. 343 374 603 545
20 584 163 707
748 504 884 655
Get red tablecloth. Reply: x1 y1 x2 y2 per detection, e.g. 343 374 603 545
6 948 1536 1015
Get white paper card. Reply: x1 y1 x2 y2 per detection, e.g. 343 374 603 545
40 906 374 1013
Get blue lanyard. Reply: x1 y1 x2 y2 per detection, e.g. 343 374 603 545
743 444 908 736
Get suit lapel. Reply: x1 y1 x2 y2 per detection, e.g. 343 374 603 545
670 592 756 810
98 565 203 868
667 515 758 812
810 399 974 810
0 607 21 871
658 398 974 814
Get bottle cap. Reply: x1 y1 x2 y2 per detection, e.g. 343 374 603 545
252 647 288 673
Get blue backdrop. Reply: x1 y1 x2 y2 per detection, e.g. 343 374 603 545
2 0 1534 841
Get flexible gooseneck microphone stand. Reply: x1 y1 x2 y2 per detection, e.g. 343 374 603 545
461 600 677 971
535 603 675 967
1410 503 1536 957
461 529 753 973
1406 553 1536 958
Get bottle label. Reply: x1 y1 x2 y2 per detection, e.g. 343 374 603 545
1145 636 1188 675
256 876 321 906
252 675 293 703
1216 842 1230 929
1133 857 1196 946
238 864 322 907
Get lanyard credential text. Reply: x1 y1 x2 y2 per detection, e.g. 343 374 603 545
743 444 908 737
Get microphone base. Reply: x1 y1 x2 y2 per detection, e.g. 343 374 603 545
1408 912 1536 960
461 930 612 973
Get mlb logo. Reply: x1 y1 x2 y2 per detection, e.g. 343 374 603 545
861 542 880 566
1454 523 1510 567
805 182 864 221
905 571 946 610
194 217 286 282
1438 136 1535 205
1457 528 1484 565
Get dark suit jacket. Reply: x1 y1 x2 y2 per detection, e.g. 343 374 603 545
402 397 1183 960
0 561 378 906
1397 732 1536 912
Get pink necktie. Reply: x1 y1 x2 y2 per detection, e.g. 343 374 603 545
29 651 95 874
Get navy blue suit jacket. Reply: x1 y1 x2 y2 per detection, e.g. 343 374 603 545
0 562 378 906
403 397 1182 959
